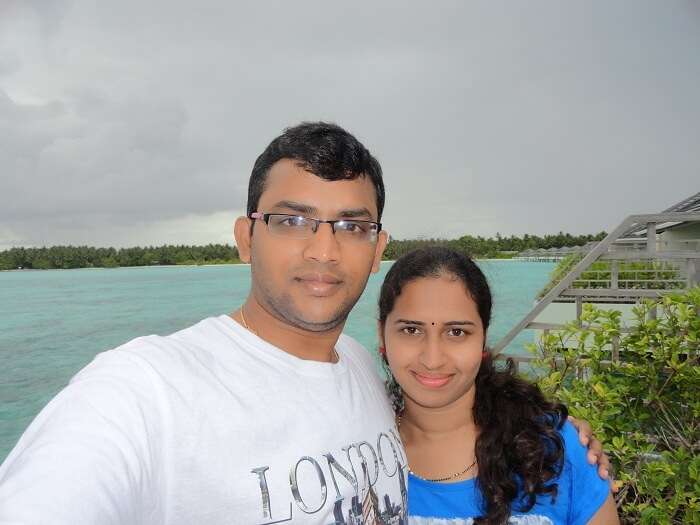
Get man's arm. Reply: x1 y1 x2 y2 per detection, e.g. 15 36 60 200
568 416 615 487
0 350 164 524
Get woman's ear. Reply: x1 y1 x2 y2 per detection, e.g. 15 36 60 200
377 321 386 355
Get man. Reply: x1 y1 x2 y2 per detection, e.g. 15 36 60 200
0 122 608 524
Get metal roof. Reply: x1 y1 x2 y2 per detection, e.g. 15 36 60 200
621 191 700 239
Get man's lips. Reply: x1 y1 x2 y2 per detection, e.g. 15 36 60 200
296 273 343 284
294 273 344 296
412 371 453 388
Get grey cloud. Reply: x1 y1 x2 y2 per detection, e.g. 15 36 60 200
0 0 698 247
0 89 241 222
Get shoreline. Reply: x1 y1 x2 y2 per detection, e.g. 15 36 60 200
0 257 534 272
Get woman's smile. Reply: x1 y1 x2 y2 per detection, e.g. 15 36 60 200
411 371 453 389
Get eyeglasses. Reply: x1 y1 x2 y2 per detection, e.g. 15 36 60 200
249 212 381 243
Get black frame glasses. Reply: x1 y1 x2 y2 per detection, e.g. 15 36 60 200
249 212 382 242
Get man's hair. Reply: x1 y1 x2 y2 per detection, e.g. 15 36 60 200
247 122 385 220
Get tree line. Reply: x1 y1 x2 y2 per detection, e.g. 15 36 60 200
0 231 607 270
0 244 240 270
382 231 607 260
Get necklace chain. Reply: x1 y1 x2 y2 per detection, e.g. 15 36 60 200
238 307 339 363
397 413 477 483
239 307 254 333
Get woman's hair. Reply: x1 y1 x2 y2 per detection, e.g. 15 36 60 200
378 246 568 525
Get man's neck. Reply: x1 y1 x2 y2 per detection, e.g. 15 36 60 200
232 298 343 363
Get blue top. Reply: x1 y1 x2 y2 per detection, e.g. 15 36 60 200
408 421 610 525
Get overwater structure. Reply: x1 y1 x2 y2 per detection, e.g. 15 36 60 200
495 192 700 369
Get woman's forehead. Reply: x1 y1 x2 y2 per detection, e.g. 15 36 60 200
392 276 480 319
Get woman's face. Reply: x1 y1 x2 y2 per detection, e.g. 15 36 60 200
382 274 485 411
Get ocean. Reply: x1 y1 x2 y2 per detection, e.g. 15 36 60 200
0 260 554 463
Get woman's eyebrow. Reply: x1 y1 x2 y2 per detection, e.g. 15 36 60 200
393 319 477 327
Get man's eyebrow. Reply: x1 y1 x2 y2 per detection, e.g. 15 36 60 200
269 201 317 215
337 207 373 220
267 202 374 220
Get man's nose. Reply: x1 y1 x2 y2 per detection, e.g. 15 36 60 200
303 222 341 264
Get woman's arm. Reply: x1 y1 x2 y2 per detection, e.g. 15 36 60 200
586 493 620 525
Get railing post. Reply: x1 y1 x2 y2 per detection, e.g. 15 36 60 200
611 260 619 290
646 222 656 255
688 259 698 287
648 304 657 321
611 334 620 362
576 297 583 327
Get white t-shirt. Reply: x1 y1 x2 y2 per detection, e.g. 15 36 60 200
0 316 408 524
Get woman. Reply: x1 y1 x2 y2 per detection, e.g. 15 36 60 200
378 247 619 524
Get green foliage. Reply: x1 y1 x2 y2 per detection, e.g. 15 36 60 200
383 231 606 260
537 253 583 298
0 244 240 270
538 256 685 299
529 288 700 524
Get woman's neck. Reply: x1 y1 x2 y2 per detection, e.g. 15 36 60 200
399 390 480 481
401 396 474 439
401 390 477 442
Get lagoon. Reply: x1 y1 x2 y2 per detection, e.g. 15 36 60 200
0 260 554 463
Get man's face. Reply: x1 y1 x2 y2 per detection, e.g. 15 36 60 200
239 159 387 332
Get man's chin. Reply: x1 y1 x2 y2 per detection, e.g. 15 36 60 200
287 312 348 333
258 288 358 333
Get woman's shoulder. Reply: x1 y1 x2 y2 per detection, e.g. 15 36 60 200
555 419 612 524
557 419 591 466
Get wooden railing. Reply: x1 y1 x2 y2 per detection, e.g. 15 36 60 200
493 212 700 356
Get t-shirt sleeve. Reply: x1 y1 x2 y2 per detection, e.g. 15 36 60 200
0 347 166 524
560 420 611 525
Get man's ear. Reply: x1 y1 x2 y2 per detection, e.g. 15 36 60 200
371 230 389 273
234 216 252 263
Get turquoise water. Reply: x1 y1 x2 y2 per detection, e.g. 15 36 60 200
0 261 554 463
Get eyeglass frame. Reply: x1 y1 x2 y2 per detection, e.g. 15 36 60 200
249 212 382 241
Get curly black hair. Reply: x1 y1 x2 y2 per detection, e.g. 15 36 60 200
378 246 568 525
247 121 385 220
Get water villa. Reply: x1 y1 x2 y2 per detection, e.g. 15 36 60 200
495 191 700 367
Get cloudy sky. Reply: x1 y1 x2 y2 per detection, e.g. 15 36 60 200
0 1 698 249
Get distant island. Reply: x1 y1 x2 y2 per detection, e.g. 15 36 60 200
0 232 606 271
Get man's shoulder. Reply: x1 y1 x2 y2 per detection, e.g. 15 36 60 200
122 315 231 352
76 316 234 381
337 333 382 375
337 332 369 359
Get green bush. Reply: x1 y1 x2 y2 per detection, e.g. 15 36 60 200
529 288 700 524
537 256 685 299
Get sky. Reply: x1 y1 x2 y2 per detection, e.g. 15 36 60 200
0 0 698 249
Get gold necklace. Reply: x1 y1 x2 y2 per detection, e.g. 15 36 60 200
239 306 255 334
397 413 477 483
237 307 340 363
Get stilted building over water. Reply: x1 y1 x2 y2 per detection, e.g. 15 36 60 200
494 192 700 368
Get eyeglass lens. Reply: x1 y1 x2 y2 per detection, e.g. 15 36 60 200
267 214 378 242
